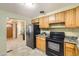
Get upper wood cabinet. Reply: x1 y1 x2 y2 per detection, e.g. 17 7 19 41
76 7 79 27
32 18 39 24
32 19 35 24
55 12 65 23
65 8 76 28
39 17 44 28
39 16 49 28
48 14 56 23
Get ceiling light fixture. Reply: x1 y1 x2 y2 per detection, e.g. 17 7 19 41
24 3 36 8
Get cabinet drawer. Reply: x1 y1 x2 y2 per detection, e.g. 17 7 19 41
65 43 75 48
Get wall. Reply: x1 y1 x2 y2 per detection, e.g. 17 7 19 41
0 10 30 55
17 21 22 35
41 24 79 37
50 28 79 37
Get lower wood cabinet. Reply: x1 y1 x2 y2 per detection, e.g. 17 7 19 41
64 42 78 56
40 38 46 52
36 36 41 49
36 36 46 52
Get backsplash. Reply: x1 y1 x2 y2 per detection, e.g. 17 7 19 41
50 28 79 37
41 28 79 37
40 29 50 37
41 28 79 47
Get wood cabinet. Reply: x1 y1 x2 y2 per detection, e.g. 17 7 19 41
65 9 76 28
32 18 39 24
33 7 79 28
39 17 44 28
39 16 49 28
78 48 79 55
36 36 41 49
36 35 46 52
40 38 46 52
48 14 56 23
49 12 65 24
64 42 78 56
55 12 65 23
76 7 79 27
32 19 35 24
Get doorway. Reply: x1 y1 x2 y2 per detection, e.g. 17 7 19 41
6 18 26 53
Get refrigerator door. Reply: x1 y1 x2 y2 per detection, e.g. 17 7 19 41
26 24 34 49
26 24 40 49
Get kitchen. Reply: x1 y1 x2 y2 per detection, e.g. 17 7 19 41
26 4 79 56
0 3 79 56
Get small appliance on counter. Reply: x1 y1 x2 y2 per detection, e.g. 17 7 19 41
46 32 65 56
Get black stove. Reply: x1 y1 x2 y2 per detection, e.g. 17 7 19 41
46 32 65 56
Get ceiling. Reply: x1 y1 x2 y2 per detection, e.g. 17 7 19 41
0 3 78 19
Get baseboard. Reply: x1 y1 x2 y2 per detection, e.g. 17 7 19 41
0 53 6 56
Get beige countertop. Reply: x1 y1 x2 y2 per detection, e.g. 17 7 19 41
36 34 46 38
64 36 79 49
64 39 77 44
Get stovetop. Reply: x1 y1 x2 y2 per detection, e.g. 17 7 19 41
46 37 64 43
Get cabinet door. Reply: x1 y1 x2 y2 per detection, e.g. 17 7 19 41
43 16 49 28
39 16 49 28
65 9 76 28
49 14 56 23
39 17 44 28
32 19 39 24
40 38 46 52
32 19 36 24
55 12 65 23
36 37 41 49
76 7 79 27
64 43 76 56
65 48 75 56
7 24 13 39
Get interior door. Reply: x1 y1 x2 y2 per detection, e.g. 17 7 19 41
7 24 13 39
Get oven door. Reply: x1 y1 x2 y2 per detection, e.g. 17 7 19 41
46 40 64 56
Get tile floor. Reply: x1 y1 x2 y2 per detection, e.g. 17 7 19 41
6 35 46 56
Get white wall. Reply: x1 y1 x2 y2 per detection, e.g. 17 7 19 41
17 21 22 35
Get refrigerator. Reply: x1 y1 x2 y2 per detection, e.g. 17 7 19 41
26 24 40 49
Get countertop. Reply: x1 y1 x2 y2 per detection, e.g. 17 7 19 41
36 34 79 49
64 36 79 49
36 34 46 40
36 34 47 38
